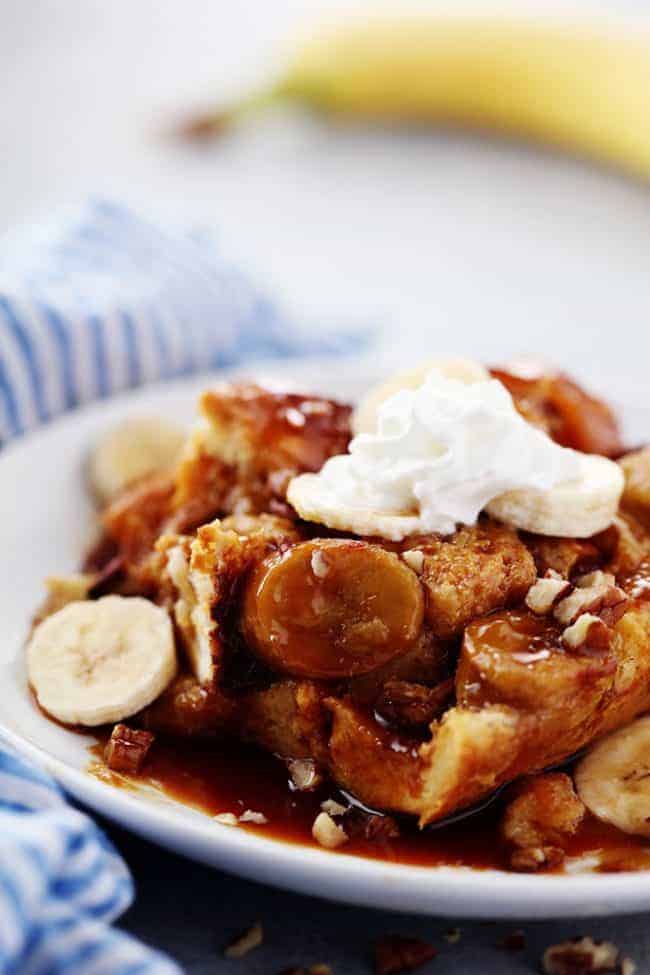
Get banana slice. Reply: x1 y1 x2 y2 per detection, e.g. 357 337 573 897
287 472 421 541
575 715 650 837
486 454 623 538
27 595 177 726
352 358 489 434
89 417 186 504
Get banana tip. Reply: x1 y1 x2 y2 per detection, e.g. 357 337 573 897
174 111 231 142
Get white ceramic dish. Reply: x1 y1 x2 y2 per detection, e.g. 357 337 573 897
1 358 649 920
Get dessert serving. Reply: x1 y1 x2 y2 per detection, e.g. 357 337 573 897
26 359 650 873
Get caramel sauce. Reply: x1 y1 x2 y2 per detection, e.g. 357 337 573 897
90 735 504 869
88 734 650 873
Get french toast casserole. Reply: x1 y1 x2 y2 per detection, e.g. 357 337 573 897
27 361 650 872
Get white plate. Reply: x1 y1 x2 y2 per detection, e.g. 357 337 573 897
1 357 649 920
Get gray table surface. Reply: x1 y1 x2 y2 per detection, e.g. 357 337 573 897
103 818 649 974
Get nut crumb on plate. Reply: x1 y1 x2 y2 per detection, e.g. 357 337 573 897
542 936 633 974
213 812 239 826
239 809 268 824
561 613 611 650
312 812 348 850
374 935 437 975
224 921 264 959
288 758 323 792
104 724 154 774
320 799 347 817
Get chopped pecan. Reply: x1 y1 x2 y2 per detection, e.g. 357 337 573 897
239 809 267 824
312 812 348 849
288 758 324 792
554 571 627 627
320 799 347 817
224 922 263 959
375 678 453 729
510 845 564 872
561 614 611 651
104 724 154 774
525 574 572 615
501 773 585 872
374 935 437 975
213 812 239 826
542 936 632 974
343 808 400 843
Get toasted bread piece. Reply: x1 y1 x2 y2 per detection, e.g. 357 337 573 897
325 698 424 815
522 533 602 579
242 679 329 763
417 596 650 825
501 773 585 871
173 384 351 523
160 514 301 685
405 522 536 640
138 674 238 738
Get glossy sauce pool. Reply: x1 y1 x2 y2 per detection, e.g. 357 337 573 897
88 735 650 873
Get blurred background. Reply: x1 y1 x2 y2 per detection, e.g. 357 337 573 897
3 0 650 406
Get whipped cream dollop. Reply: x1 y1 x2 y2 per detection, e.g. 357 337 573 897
295 369 585 538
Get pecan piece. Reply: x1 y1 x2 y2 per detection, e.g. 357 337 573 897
288 758 324 792
224 921 263 959
525 574 572 615
343 808 400 843
501 772 585 873
312 812 348 850
562 614 611 651
554 571 627 627
542 936 633 974
104 724 154 774
374 935 437 975
375 678 453 729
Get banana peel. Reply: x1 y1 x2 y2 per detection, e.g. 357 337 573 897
182 15 650 179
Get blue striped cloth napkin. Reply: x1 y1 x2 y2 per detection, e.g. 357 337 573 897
0 199 367 971
0 198 364 443
0 747 180 975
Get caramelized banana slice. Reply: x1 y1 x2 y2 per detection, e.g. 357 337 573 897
457 610 616 718
242 539 424 678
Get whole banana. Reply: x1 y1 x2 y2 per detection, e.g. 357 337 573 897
185 15 650 179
